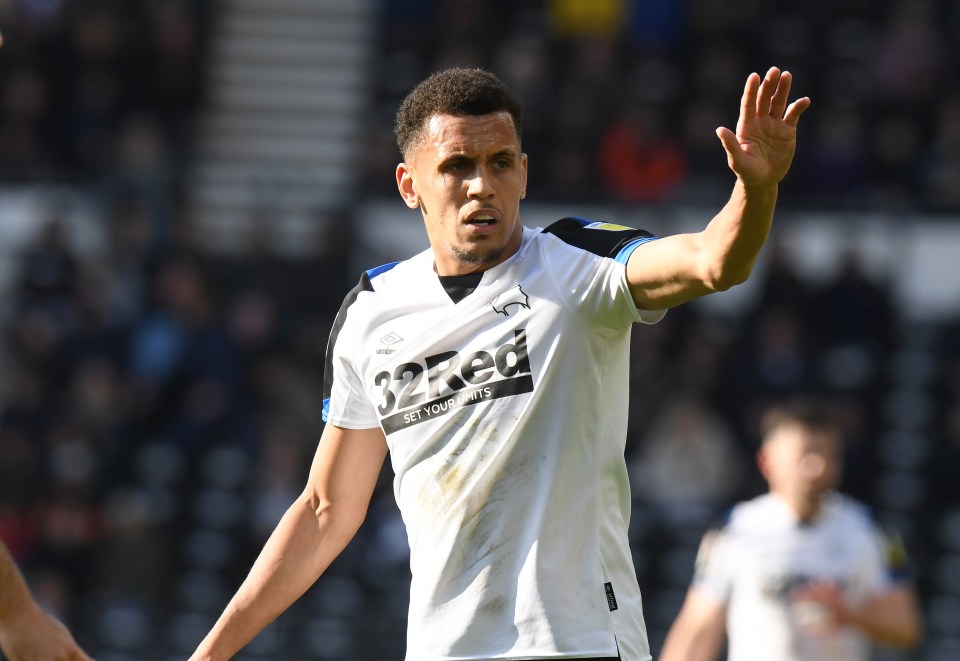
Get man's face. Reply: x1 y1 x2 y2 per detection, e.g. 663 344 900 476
760 424 842 504
396 112 528 276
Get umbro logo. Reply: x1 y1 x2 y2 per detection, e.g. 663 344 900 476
490 284 530 316
377 332 404 355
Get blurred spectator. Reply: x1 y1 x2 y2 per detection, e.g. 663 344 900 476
630 396 745 526
598 103 687 203
797 104 869 206
548 0 625 37
920 96 960 211
809 248 894 354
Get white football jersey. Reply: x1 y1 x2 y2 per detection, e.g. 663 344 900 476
692 492 909 661
323 220 663 660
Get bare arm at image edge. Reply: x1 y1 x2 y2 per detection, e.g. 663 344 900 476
188 424 389 661
626 67 810 311
659 588 727 661
0 540 94 661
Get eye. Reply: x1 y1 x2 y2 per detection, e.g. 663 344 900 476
442 159 471 174
494 158 512 170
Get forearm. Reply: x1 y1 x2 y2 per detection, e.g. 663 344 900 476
699 179 778 290
191 494 363 661
841 594 921 648
660 632 719 661
660 591 726 661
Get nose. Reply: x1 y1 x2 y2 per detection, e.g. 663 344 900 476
467 166 494 199
799 454 827 480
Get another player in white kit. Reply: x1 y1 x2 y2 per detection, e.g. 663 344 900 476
190 67 810 661
660 400 922 661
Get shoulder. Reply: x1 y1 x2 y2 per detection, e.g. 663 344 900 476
821 492 877 530
693 507 739 571
327 254 425 350
823 493 912 573
338 251 428 310
358 250 430 293
725 493 777 530
540 217 658 263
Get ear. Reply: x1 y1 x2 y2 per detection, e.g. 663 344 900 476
396 162 419 209
520 152 529 200
756 448 770 481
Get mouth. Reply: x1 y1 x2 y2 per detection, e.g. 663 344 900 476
464 210 500 230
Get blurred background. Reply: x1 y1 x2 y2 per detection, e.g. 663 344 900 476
0 0 959 659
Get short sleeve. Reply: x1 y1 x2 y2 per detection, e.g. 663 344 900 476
322 276 380 429
691 528 734 604
859 523 912 597
540 219 666 332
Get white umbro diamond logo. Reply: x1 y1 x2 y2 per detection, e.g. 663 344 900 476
380 332 404 346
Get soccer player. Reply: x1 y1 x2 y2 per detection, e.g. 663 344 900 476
0 540 93 661
189 66 809 661
660 400 922 661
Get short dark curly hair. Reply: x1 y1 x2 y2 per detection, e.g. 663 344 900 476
395 68 523 158
759 397 840 443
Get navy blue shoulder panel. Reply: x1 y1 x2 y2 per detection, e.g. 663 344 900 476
543 217 658 265
322 263 400 420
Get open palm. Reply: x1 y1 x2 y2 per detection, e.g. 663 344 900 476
717 68 811 187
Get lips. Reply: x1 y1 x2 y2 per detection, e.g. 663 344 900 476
464 210 500 226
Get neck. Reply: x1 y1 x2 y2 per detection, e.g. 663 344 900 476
774 490 822 523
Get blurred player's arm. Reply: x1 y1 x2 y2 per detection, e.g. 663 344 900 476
796 581 922 648
659 588 727 661
189 424 388 661
626 67 810 311
0 540 93 661
852 584 922 647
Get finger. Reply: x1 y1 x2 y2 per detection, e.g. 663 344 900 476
756 67 781 116
716 126 742 168
740 72 761 121
783 96 812 128
66 646 94 661
770 70 793 118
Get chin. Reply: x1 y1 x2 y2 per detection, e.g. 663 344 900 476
453 244 505 265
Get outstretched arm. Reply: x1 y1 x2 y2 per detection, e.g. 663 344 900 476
627 67 811 310
0 541 93 661
660 588 727 661
189 424 388 661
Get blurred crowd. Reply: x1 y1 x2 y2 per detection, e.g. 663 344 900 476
5 192 960 657
367 0 960 212
0 0 959 658
0 0 213 184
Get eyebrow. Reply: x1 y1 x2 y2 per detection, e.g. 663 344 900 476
437 149 517 169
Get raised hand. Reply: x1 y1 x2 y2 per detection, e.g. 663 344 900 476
716 67 811 187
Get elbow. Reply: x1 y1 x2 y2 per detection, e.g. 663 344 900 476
303 491 368 538
703 263 752 293
899 620 923 649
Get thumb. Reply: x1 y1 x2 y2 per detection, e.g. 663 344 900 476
716 126 742 170
715 126 740 154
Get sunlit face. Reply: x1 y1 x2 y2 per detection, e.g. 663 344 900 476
759 423 842 507
396 112 528 275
